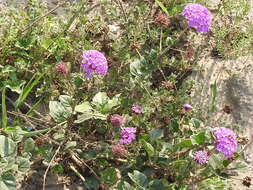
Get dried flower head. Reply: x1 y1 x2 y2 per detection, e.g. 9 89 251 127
110 114 126 127
182 3 212 33
213 127 237 158
237 136 249 145
222 104 232 114
242 176 251 187
182 104 193 111
193 150 208 164
119 127 136 144
132 104 143 114
81 50 108 78
54 62 69 75
155 13 171 27
112 144 127 157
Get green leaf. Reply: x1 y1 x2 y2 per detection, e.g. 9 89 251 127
191 131 205 145
149 179 167 190
209 154 224 170
19 128 50 137
93 112 107 120
155 0 170 16
232 162 248 170
74 111 107 123
59 95 73 108
0 173 16 190
65 141 77 150
117 181 135 190
209 82 218 113
170 119 180 132
5 81 26 94
75 101 92 113
159 142 175 156
141 139 155 157
128 170 148 188
84 176 100 190
92 92 109 106
24 138 35 152
168 160 188 173
176 139 193 148
190 118 201 129
49 96 72 122
0 135 16 157
130 59 143 77
149 128 164 141
74 112 94 123
1 66 16 73
2 87 7 128
104 94 121 112
16 157 30 173
100 168 118 185
52 164 64 174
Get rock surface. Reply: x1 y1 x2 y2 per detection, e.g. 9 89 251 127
190 56 253 189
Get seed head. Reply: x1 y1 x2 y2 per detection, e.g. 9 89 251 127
54 62 69 75
112 144 127 157
110 114 126 127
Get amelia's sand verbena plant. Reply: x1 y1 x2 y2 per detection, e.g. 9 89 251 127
1 1 252 189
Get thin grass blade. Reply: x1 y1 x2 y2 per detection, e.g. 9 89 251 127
1 87 7 128
15 71 46 109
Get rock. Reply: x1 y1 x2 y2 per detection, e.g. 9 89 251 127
189 56 253 189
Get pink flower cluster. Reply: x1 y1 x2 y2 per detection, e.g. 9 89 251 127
119 127 136 144
132 104 143 114
81 50 108 78
193 150 208 164
182 3 212 33
213 127 237 158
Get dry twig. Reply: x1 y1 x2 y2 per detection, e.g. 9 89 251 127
42 144 62 190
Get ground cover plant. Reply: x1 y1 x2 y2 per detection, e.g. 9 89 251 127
0 0 253 189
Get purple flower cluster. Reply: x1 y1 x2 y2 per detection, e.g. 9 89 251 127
132 104 143 114
193 150 209 164
81 50 108 78
119 127 136 144
182 3 212 33
112 144 127 157
213 127 237 158
110 114 126 127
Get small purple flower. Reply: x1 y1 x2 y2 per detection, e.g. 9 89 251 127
131 104 143 114
119 127 136 144
182 3 212 33
110 114 126 127
182 104 193 111
81 50 108 78
213 127 237 158
112 144 127 157
193 150 208 164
